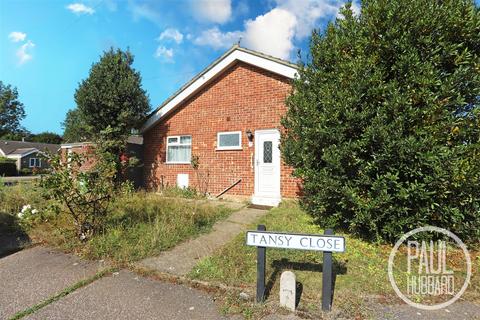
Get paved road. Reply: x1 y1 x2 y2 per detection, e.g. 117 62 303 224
0 246 105 319
0 247 231 320
371 302 480 320
26 270 228 320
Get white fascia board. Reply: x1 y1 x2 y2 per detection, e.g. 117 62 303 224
7 149 44 158
0 149 5 156
5 154 21 159
141 49 298 133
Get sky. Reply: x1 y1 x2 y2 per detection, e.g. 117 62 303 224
0 0 360 134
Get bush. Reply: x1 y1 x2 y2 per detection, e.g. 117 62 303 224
0 157 17 176
281 0 480 243
41 150 117 241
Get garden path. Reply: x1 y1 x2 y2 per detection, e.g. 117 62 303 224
138 204 268 276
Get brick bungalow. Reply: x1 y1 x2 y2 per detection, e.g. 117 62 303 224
142 45 301 206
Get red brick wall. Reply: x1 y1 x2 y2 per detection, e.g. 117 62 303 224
143 62 301 198
60 145 96 171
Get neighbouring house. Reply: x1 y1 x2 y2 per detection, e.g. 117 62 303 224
141 45 301 206
60 136 144 188
0 140 59 173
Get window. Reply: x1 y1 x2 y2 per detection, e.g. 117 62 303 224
166 135 192 163
217 131 242 150
29 158 41 168
263 141 272 163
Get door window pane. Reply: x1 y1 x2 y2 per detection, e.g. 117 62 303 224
263 141 272 163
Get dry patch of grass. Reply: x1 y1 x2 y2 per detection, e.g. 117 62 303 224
189 202 480 319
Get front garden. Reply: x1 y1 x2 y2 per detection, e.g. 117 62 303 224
0 181 234 265
189 202 480 319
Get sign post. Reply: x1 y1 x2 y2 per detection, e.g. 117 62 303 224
256 224 266 303
321 229 334 311
246 226 345 311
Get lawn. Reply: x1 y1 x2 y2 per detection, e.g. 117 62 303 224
189 202 480 318
0 182 235 265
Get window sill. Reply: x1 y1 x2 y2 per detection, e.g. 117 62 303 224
216 147 243 151
165 162 191 165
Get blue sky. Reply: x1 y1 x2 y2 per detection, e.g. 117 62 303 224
0 0 359 134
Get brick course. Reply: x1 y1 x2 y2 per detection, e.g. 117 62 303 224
143 61 301 198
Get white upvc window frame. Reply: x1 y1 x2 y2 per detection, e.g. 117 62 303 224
29 158 41 168
216 131 242 150
166 135 192 164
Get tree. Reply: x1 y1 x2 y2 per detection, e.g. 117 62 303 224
0 81 26 137
62 108 91 143
0 129 31 141
281 0 480 243
31 131 63 144
74 48 150 148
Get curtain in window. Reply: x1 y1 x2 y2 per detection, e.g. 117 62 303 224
167 145 191 162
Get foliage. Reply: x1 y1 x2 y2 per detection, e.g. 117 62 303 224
28 193 233 264
0 156 17 176
0 81 26 137
30 131 63 144
61 108 91 143
0 181 51 232
0 129 30 141
281 0 480 243
191 154 210 195
160 186 205 199
74 48 150 146
40 149 117 240
189 203 480 318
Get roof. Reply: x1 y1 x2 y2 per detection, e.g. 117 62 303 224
141 45 298 133
0 140 60 157
60 135 143 148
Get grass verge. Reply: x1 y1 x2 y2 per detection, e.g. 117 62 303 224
9 267 117 320
189 202 480 319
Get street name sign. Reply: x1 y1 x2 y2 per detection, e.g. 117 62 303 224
246 225 345 312
246 231 345 253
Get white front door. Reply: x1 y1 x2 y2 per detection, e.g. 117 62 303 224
252 129 281 206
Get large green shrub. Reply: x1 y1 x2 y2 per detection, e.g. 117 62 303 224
281 0 480 243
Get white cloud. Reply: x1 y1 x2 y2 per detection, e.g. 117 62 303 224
158 28 184 44
8 31 26 43
194 27 243 50
154 46 174 62
17 40 35 65
243 8 297 60
275 0 346 39
129 1 161 24
66 3 95 15
192 0 232 24
192 0 359 60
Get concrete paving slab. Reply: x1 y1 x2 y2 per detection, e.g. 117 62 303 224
139 208 267 276
26 270 228 320
0 246 106 319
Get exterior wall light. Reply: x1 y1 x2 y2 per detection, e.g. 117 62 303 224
246 129 254 147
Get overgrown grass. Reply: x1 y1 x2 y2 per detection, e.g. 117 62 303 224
28 192 234 265
189 202 480 318
158 186 206 199
0 182 49 235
